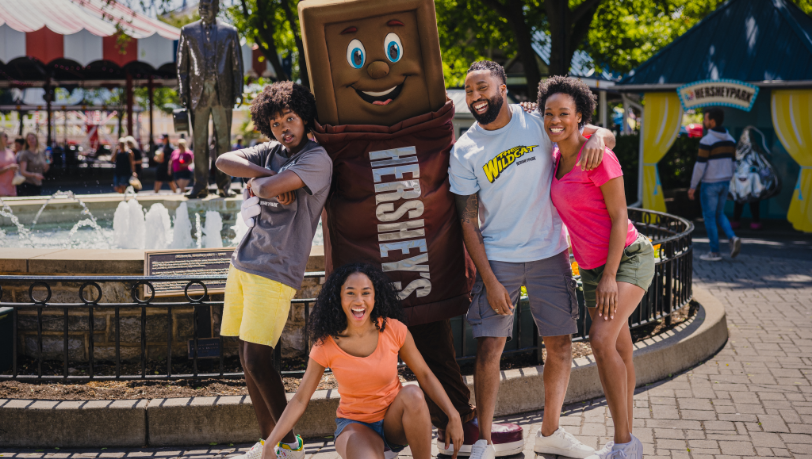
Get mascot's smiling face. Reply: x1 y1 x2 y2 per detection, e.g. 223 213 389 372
325 14 430 125
299 0 446 126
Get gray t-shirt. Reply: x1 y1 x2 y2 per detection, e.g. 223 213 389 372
231 140 332 289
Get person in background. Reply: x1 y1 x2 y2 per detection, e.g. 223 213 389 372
17 132 49 196
126 136 143 176
153 134 177 193
13 137 25 157
171 138 193 193
233 135 244 150
732 201 761 230
111 137 136 194
0 132 19 197
688 108 741 261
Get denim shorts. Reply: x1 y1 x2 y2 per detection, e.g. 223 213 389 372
113 175 131 187
173 169 192 180
579 234 656 308
334 418 407 452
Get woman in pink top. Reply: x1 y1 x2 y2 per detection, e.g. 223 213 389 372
170 139 193 193
540 76 654 459
261 263 463 459
0 132 18 196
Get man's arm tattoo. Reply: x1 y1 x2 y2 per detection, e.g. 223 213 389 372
455 193 478 224
455 194 485 245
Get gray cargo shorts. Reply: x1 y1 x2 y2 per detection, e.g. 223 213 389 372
467 249 579 338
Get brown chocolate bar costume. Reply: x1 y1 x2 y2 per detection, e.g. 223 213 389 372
298 0 476 427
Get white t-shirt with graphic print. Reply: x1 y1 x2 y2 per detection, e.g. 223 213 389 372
449 104 568 263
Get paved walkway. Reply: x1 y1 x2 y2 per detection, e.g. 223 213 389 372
1 249 811 459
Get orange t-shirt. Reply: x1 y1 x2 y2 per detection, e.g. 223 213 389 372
309 319 407 423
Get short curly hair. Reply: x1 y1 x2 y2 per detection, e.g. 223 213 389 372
537 76 597 128
468 60 506 84
250 81 317 140
308 263 406 345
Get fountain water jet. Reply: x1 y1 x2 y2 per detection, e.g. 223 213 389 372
144 204 173 250
203 211 223 248
170 202 194 249
112 200 146 249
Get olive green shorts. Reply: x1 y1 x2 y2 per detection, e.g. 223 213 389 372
579 234 655 308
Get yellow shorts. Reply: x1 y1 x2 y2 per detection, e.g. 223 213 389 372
221 265 297 348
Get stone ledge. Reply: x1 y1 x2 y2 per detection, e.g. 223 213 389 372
0 287 727 448
0 399 147 448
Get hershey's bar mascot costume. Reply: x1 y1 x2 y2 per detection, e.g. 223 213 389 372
299 0 522 450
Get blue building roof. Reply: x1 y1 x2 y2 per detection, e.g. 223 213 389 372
618 0 812 87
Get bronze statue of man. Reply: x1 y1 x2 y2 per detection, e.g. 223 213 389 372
177 0 244 198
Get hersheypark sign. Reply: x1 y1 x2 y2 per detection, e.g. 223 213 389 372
676 79 759 112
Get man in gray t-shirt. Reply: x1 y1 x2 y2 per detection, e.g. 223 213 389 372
232 139 332 288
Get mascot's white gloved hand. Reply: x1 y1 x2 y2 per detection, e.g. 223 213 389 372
241 187 261 228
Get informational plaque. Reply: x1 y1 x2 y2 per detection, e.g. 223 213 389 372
144 248 234 297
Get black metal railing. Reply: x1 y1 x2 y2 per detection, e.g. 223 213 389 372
0 208 693 381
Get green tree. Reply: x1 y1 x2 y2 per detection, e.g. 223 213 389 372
225 0 308 87
438 0 812 97
436 0 522 87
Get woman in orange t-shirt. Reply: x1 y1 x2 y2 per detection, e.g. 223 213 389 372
262 263 464 459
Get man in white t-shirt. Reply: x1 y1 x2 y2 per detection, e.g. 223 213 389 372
450 61 616 459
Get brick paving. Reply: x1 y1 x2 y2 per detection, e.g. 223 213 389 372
1 252 811 458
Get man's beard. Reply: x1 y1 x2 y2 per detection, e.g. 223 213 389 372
469 95 504 125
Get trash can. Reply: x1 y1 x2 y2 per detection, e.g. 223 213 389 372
0 307 12 373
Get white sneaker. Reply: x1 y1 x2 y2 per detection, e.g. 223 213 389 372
700 252 722 261
469 440 496 459
587 435 642 459
274 435 305 459
533 427 595 458
586 441 614 458
384 447 399 459
231 441 263 459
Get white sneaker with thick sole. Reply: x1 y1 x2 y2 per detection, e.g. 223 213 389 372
469 440 496 459
274 435 305 459
230 441 263 459
533 427 595 458
586 441 615 458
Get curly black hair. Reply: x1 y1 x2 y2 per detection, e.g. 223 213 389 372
537 75 597 128
308 263 406 345
467 60 506 84
250 81 317 140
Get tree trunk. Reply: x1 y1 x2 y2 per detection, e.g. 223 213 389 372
281 0 310 88
545 0 602 77
243 0 290 81
479 0 542 100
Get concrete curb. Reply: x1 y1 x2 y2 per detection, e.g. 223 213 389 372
0 287 727 448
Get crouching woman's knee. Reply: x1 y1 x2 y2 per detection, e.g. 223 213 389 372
399 385 428 413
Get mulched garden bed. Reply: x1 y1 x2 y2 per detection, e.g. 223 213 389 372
0 302 696 401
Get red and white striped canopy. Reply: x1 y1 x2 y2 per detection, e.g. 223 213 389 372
0 0 180 69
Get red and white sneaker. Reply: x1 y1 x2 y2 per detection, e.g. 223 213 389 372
437 419 524 457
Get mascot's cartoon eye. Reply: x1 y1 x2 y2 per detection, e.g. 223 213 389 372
384 33 402 63
346 39 366 69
